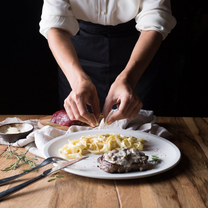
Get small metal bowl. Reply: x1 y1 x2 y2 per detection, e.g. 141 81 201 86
0 123 34 143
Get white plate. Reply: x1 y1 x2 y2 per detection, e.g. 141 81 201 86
43 129 181 180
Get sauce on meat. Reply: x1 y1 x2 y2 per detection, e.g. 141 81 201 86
103 148 148 169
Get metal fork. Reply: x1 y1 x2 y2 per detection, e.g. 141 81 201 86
0 156 68 185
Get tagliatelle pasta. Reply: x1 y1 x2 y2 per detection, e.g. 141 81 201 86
59 134 146 159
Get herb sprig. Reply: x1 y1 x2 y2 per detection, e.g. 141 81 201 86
48 171 64 182
1 145 37 171
148 155 160 164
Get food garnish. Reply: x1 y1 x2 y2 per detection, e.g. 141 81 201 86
0 145 37 171
148 155 160 164
48 171 64 182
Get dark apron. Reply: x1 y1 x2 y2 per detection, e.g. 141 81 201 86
58 19 162 112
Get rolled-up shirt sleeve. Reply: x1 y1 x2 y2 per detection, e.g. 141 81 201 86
135 0 177 40
39 0 79 39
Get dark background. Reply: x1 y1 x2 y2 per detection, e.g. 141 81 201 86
0 1 207 117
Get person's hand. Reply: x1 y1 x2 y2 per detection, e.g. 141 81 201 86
64 78 100 127
102 77 143 125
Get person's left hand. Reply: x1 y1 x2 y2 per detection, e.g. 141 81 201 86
102 77 143 125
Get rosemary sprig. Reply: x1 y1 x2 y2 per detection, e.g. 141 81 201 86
55 175 64 178
48 178 56 182
50 171 60 177
1 146 18 159
148 155 160 164
48 171 64 182
1 145 37 171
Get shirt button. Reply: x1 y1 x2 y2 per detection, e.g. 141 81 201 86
101 11 106 15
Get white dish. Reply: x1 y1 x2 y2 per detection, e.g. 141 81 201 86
43 129 181 180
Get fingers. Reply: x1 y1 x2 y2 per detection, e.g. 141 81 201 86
102 98 115 121
108 101 142 125
64 92 100 127
103 93 143 125
65 107 90 125
64 98 90 126
90 97 100 126
76 97 100 127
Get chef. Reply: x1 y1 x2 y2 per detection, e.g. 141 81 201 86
39 0 176 127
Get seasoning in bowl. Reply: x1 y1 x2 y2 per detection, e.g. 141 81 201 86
6 126 21 134
0 123 34 143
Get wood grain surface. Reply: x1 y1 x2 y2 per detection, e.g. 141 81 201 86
0 145 7 156
0 115 207 208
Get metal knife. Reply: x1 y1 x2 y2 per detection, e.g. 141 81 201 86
0 156 88 200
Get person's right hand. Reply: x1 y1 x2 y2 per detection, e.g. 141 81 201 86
64 78 100 127
102 77 143 125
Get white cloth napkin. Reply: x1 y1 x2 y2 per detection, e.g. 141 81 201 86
0 110 171 158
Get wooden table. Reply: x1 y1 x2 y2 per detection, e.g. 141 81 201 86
0 115 208 208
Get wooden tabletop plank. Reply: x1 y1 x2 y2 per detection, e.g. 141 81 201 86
0 145 7 156
159 117 208 207
115 178 159 208
46 174 119 208
0 172 119 208
183 117 208 158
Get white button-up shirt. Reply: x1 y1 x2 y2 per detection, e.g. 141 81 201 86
39 0 176 40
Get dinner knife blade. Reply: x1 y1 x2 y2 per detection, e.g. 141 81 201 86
42 156 88 176
0 156 88 200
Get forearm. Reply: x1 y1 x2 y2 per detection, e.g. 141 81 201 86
117 30 163 87
47 28 90 89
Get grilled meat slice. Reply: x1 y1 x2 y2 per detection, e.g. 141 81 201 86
97 148 148 173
